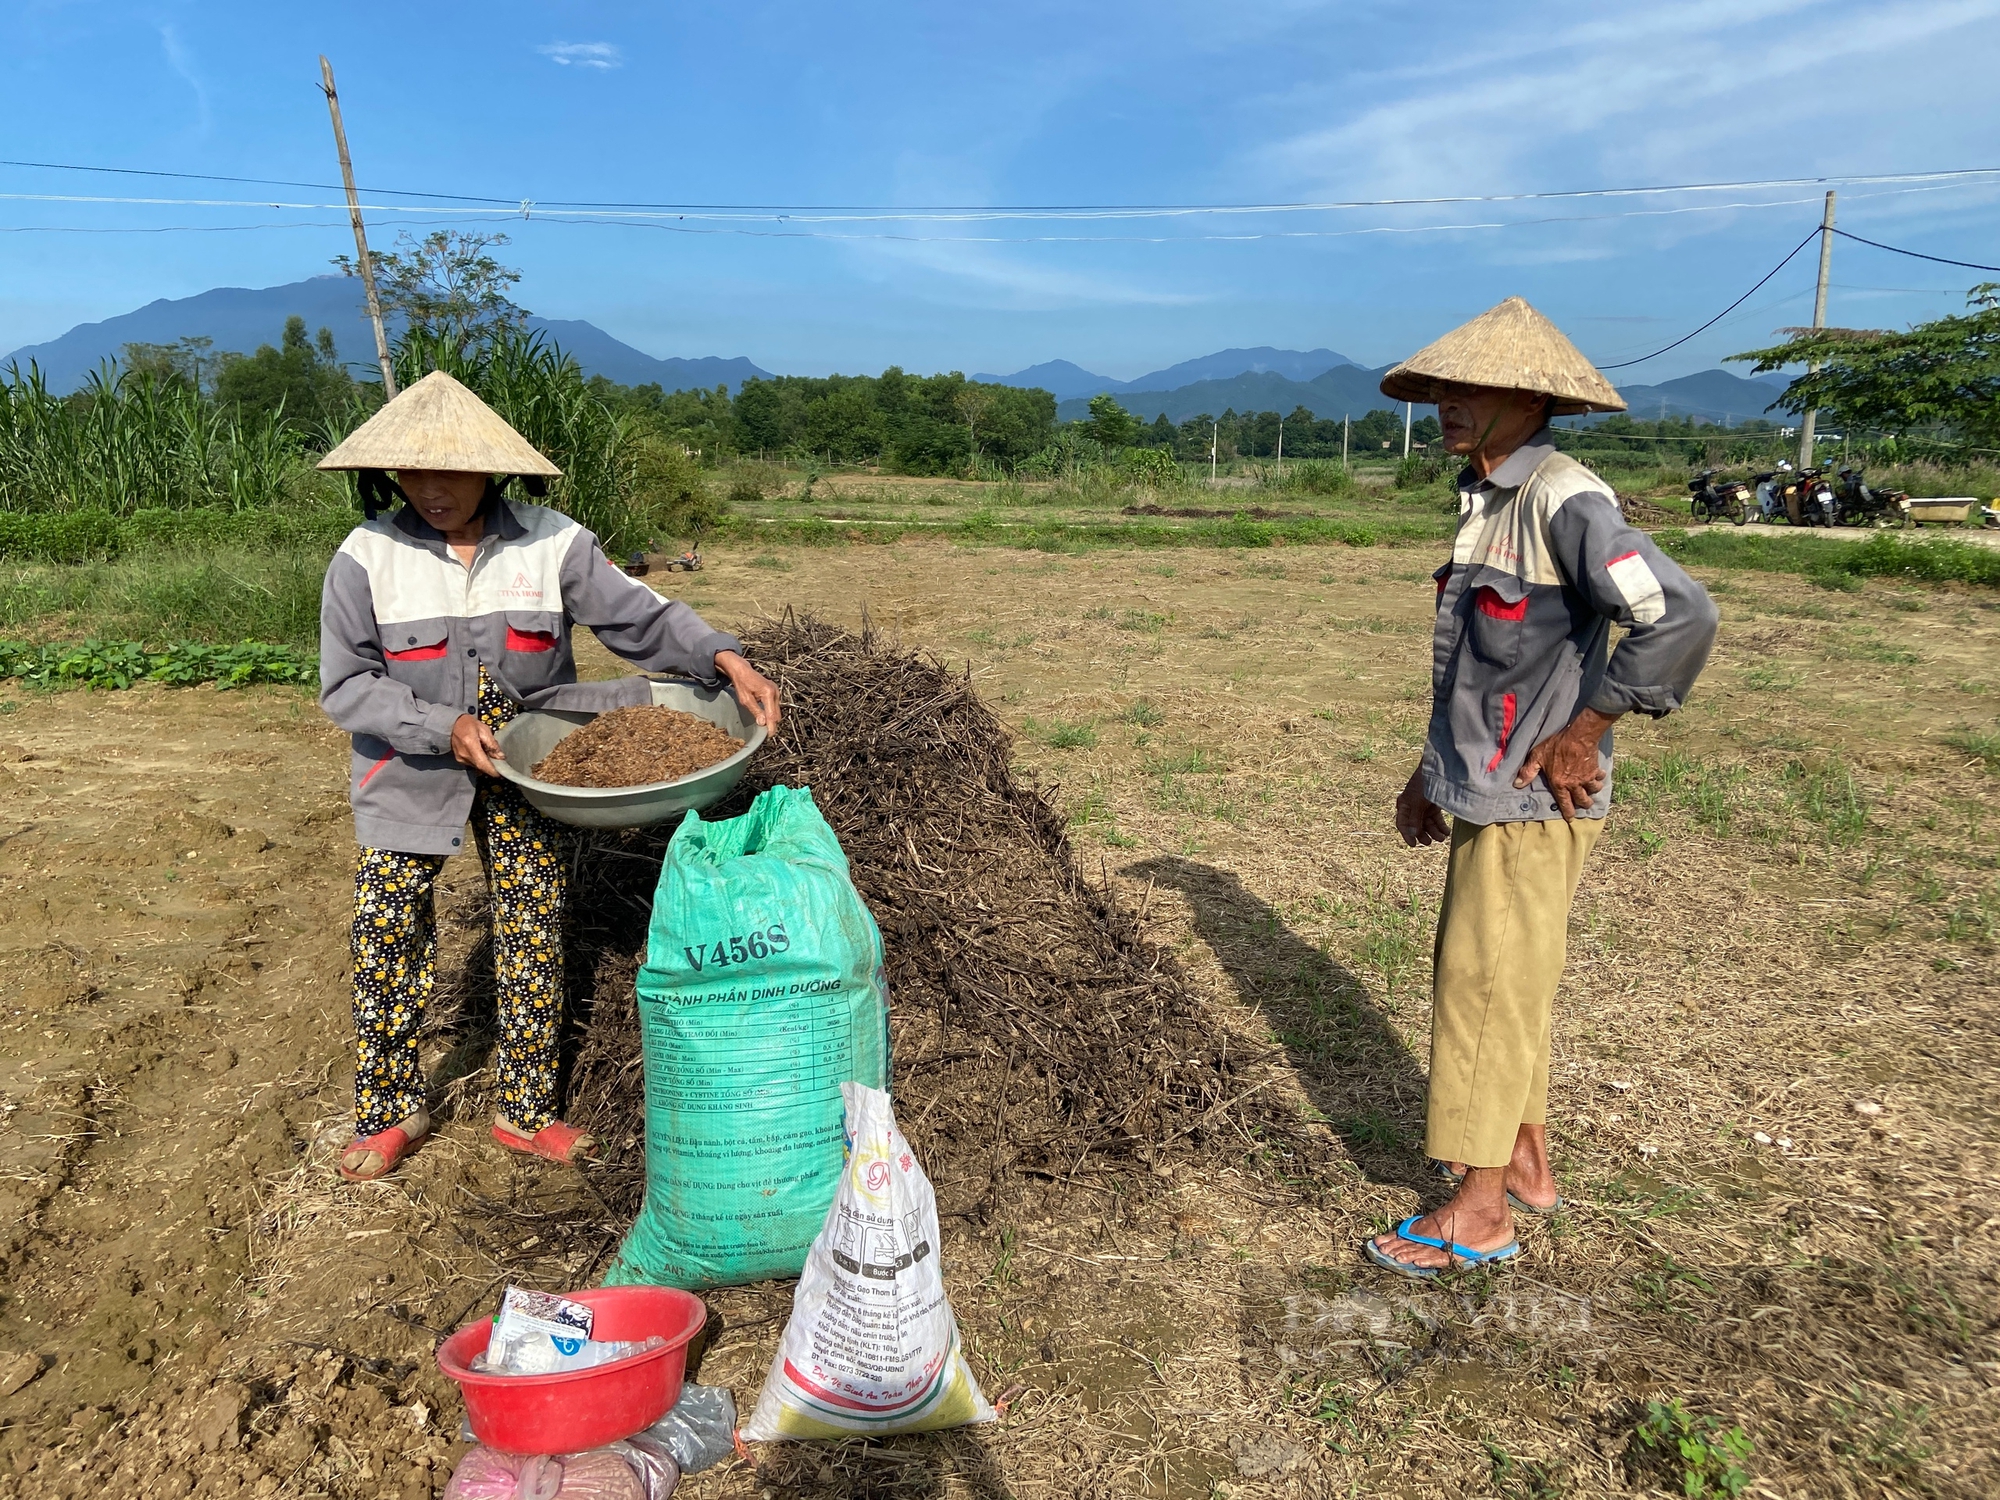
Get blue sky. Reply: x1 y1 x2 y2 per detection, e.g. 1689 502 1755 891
4 1 1999 380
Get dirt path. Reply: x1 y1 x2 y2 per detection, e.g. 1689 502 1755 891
0 539 1994 1498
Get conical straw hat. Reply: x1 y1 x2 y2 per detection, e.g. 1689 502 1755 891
1379 296 1626 415
317 370 561 475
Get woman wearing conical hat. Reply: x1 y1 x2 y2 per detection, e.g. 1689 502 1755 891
316 372 779 1181
1359 299 1719 1279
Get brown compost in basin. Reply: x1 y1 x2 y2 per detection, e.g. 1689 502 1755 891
528 704 743 788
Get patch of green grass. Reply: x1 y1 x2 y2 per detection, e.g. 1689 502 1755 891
1945 727 2000 772
1829 627 1920 665
1115 608 1171 632
1782 756 1869 845
1485 1441 1567 1500
1620 750 1750 838
1658 527 2000 588
1121 699 1165 728
1328 1108 1404 1150
747 552 790 570
1033 717 1098 750
1144 747 1225 776
1739 664 1799 692
0 546 330 649
1828 1389 1933 1479
1066 785 1136 845
1627 1398 1753 1499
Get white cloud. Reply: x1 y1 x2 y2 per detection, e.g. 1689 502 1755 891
847 236 1204 311
1254 0 2000 212
157 22 211 136
539 42 622 70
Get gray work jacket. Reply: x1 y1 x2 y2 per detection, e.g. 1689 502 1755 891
319 499 741 856
1423 434 1719 824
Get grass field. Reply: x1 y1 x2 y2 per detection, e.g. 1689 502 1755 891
0 479 1995 1498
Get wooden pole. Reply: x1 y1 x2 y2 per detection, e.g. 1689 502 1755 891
1797 189 1836 470
320 56 397 399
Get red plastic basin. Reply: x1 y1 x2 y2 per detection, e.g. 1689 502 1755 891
437 1286 707 1455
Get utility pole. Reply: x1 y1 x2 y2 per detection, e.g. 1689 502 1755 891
1342 414 1349 469
320 56 397 399
1275 416 1283 475
1210 421 1218 485
1797 189 1836 471
1402 401 1413 458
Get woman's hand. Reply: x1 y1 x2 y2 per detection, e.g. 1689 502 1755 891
715 650 781 729
451 714 504 777
1395 766 1451 847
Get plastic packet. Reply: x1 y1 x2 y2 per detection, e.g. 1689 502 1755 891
640 1383 736 1475
470 1335 665 1377
481 1287 594 1373
442 1446 649 1500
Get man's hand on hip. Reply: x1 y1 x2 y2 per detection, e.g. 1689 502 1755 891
1396 767 1451 847
1515 706 1621 821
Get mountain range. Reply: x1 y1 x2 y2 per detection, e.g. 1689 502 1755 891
2 277 1790 424
973 346 1356 401
0 276 772 394
1053 364 1789 427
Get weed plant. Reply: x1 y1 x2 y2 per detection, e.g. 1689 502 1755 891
0 547 328 649
1627 1398 1753 1498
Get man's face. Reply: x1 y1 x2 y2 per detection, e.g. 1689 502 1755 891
396 469 488 534
1434 383 1548 456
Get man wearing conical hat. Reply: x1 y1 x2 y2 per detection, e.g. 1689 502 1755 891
316 371 780 1181
1362 299 1718 1279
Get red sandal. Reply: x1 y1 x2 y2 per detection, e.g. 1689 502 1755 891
491 1120 597 1165
338 1125 425 1182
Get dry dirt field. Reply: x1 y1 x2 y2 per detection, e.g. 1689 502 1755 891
0 538 1995 1499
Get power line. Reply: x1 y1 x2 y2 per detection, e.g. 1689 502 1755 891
1830 226 2000 273
0 157 515 205
1596 228 1823 370
2 155 1998 219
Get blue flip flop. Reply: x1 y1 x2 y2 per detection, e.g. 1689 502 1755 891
1360 1216 1521 1281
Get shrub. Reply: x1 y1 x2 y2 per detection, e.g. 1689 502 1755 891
627 434 728 544
1121 447 1181 488
1395 452 1455 489
1275 458 1352 496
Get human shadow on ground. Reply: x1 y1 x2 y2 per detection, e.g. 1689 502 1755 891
1125 855 1433 1194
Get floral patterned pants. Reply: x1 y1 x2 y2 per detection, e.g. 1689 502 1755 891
350 670 569 1137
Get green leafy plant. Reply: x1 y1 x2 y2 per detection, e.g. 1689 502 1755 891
1628 1398 1753 1498
1121 699 1164 727
0 638 316 690
1121 446 1181 487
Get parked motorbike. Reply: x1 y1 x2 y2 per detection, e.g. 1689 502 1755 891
1797 466 1839 527
1753 462 1802 523
1687 469 1753 525
1833 467 1903 527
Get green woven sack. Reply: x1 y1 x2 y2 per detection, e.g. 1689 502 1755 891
607 785 889 1289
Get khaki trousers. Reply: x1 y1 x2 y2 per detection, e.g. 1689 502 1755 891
1425 815 1602 1169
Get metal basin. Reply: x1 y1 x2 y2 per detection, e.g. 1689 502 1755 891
491 678 765 829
